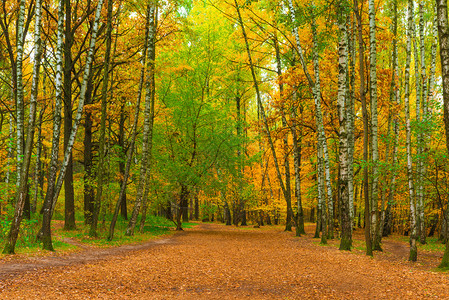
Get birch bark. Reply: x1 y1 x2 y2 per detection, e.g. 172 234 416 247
406 0 417 262
108 4 152 240
3 0 43 254
40 0 105 250
126 2 156 236
337 2 352 250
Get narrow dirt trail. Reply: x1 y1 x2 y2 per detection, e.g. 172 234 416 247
1 224 448 299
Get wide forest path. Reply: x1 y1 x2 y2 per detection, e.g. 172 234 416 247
1 223 449 299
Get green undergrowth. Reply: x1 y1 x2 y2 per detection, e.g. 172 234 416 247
56 215 196 248
394 236 446 252
0 215 196 256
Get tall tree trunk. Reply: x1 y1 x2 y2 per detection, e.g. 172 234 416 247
406 0 417 262
291 101 305 236
3 0 43 254
385 0 400 239
436 0 449 268
15 0 26 188
32 108 45 214
118 104 128 220
354 0 372 256
40 0 105 250
317 145 327 244
337 3 352 251
288 5 335 239
274 36 293 232
63 0 76 230
417 2 427 245
348 17 356 227
83 79 95 225
369 0 381 251
126 2 156 236
108 4 151 240
90 0 115 237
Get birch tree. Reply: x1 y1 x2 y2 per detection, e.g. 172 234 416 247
369 0 381 251
405 0 417 262
39 0 105 250
3 0 43 254
354 0 372 256
126 2 157 236
90 0 115 237
337 0 352 251
289 0 334 239
108 4 152 241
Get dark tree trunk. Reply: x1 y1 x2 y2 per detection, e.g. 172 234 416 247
224 202 231 225
63 0 75 230
241 209 247 226
383 202 392 236
310 206 315 223
118 104 128 220
176 184 189 230
436 0 449 268
314 205 321 238
194 194 199 220
83 81 95 225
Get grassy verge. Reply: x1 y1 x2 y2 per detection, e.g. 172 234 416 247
0 215 196 257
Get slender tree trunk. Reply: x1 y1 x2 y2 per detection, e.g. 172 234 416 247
234 0 289 226
108 5 151 239
406 0 417 262
126 2 156 236
32 108 45 214
40 0 105 250
337 3 352 251
417 2 427 245
291 101 305 236
436 0 449 268
15 0 26 189
369 0 381 251
118 104 128 220
3 0 43 254
348 17 356 226
274 36 293 232
63 0 76 231
386 0 400 239
83 78 95 225
317 145 327 244
90 0 115 237
354 0 372 256
309 7 334 239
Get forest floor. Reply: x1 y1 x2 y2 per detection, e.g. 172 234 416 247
1 223 449 299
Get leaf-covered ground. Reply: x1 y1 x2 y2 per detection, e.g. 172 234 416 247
1 223 449 299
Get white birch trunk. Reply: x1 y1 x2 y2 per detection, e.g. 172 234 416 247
310 5 334 238
3 0 43 254
406 0 417 261
126 2 157 236
40 0 104 250
50 0 105 213
369 0 380 250
337 6 352 250
417 2 427 244
15 0 26 187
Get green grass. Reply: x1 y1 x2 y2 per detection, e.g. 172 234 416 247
55 215 196 248
394 236 446 252
0 215 197 255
